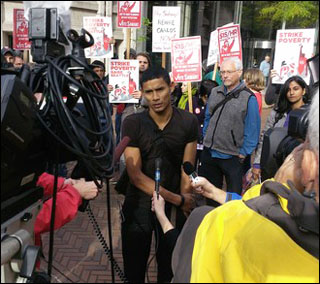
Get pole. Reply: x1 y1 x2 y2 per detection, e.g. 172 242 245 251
212 61 218 81
126 28 131 59
162 52 166 69
187 82 193 113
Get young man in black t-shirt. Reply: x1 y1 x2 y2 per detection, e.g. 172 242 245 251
121 67 198 283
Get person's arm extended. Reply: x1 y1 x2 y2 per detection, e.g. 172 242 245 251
239 96 261 157
124 146 182 207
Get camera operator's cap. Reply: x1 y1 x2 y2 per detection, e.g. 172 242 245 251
90 60 105 71
1 47 14 56
14 50 23 58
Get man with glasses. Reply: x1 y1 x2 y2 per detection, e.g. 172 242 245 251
199 58 260 204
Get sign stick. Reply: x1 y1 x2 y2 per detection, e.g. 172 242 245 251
126 28 131 59
212 59 218 81
162 52 166 68
187 82 193 113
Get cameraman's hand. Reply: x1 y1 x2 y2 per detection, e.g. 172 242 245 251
73 181 99 200
274 144 304 192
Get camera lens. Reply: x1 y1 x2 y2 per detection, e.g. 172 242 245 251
275 136 302 167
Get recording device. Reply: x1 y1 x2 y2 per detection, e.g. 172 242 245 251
183 162 199 183
155 158 162 200
1 7 114 283
260 104 309 181
259 54 318 181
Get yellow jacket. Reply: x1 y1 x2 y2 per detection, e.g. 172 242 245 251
191 182 319 283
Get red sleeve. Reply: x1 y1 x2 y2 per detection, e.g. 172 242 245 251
34 183 82 246
37 172 66 196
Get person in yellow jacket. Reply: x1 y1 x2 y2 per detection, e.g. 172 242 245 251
172 93 319 283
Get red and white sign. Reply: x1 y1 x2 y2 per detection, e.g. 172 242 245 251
217 24 242 64
117 1 141 28
83 17 113 58
171 36 202 82
108 60 140 104
13 9 31 50
273 29 315 84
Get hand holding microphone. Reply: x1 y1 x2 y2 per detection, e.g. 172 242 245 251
155 158 162 200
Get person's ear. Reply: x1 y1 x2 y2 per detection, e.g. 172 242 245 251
169 81 175 94
301 149 318 190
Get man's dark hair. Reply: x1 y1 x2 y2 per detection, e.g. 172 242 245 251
140 66 171 88
199 79 219 97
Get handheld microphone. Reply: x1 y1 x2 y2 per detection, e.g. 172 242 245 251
113 136 131 165
183 162 199 183
155 158 162 200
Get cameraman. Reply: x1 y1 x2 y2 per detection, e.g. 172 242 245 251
172 92 319 283
252 75 311 181
34 173 98 247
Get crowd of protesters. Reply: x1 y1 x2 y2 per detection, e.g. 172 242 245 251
2 36 318 283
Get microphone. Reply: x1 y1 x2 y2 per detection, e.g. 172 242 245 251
183 162 199 183
113 136 131 165
155 158 162 200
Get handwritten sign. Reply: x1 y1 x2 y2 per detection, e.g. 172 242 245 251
109 60 139 103
83 17 113 58
217 24 242 64
273 29 315 84
13 9 31 50
152 6 181 53
117 1 141 28
171 36 202 82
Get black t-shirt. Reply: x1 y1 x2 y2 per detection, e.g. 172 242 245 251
122 107 198 205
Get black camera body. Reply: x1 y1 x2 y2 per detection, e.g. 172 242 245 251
260 104 310 181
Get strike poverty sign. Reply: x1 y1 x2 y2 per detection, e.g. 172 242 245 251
13 9 31 50
217 24 242 64
117 1 141 28
83 17 113 58
108 60 140 104
152 6 181 53
273 29 315 84
171 36 202 82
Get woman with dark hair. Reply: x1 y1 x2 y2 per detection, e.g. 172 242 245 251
251 75 310 181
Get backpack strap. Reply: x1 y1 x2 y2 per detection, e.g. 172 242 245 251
210 86 254 119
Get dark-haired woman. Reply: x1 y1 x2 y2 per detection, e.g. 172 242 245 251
252 76 310 181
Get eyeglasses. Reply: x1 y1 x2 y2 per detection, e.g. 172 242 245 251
220 70 239 75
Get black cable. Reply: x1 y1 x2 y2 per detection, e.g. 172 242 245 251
86 203 129 283
106 179 115 283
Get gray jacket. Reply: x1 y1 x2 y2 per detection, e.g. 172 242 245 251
203 82 254 156
253 109 287 165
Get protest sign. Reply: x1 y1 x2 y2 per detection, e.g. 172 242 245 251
152 6 181 53
272 29 315 84
13 9 31 50
83 17 113 58
207 23 234 66
117 1 141 28
171 36 202 82
109 60 139 104
217 24 242 64
207 30 219 67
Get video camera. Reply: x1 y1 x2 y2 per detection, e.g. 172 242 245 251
1 7 114 283
260 54 318 181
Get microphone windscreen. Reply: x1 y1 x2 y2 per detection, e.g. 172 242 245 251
155 157 162 169
113 136 131 164
183 162 195 175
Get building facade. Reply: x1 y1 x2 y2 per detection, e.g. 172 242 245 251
1 1 319 70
